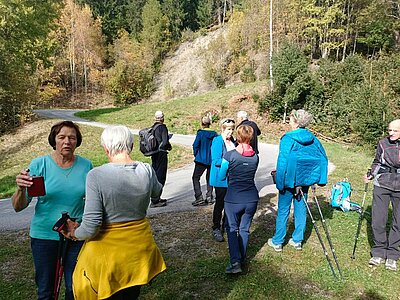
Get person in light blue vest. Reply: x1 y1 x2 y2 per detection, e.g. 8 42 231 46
209 118 236 242
268 109 328 252
11 121 93 300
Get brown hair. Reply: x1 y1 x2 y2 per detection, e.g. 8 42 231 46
48 121 82 150
236 125 253 144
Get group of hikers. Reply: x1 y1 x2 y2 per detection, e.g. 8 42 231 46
10 108 400 299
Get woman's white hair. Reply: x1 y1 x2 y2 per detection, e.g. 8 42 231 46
290 109 313 128
101 125 134 156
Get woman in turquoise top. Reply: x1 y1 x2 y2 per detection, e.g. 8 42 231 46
12 121 93 300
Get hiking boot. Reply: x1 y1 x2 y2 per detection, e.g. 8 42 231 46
369 256 385 266
225 262 242 274
213 229 224 242
150 201 167 208
288 238 302 251
267 238 282 252
385 259 397 271
192 196 207 206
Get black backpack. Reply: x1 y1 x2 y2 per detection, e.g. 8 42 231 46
139 124 161 156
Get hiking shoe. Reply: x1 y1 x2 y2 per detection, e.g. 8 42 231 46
267 238 282 252
150 201 167 208
369 256 385 266
225 262 242 274
213 229 224 242
385 259 397 271
206 196 214 205
192 196 207 206
288 238 302 250
160 198 167 203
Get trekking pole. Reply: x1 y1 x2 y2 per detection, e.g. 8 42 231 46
351 169 371 260
52 212 73 300
311 185 343 279
297 187 338 279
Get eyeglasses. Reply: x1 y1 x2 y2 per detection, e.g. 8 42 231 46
223 119 235 124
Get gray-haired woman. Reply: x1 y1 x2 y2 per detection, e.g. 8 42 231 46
268 109 328 252
62 125 166 300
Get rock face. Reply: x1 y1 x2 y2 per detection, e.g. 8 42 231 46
150 28 227 102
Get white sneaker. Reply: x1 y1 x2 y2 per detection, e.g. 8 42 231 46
385 259 397 271
288 238 302 250
267 238 282 252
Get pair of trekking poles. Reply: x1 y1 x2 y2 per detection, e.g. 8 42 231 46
52 212 74 300
296 185 343 280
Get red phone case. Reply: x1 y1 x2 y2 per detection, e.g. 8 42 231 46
27 176 46 197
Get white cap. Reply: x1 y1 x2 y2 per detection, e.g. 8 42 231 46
155 110 164 120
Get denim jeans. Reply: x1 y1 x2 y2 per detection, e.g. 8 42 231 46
31 237 83 300
272 187 308 245
224 201 258 264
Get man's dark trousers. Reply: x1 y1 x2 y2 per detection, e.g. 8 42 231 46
192 162 212 200
371 186 400 260
151 151 168 191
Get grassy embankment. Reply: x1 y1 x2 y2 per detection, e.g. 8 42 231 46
0 82 395 299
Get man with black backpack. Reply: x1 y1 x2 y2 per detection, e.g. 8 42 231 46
150 111 172 207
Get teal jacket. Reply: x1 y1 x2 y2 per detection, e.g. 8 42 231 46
276 128 328 191
210 135 229 188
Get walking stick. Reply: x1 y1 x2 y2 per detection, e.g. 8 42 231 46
351 169 371 260
297 187 338 279
311 185 343 278
52 212 73 300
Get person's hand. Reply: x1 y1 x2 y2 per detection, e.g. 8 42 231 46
363 174 372 183
61 219 79 240
15 169 32 191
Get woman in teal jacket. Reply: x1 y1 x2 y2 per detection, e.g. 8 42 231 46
209 118 236 242
268 109 328 252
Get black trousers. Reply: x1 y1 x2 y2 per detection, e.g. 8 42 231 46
192 162 213 200
213 187 227 230
371 186 400 260
151 151 168 202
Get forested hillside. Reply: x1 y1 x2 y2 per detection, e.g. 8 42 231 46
1 0 400 148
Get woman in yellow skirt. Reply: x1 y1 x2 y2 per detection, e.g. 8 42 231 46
63 125 166 299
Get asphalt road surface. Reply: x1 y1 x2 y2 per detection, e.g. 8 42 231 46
0 109 279 231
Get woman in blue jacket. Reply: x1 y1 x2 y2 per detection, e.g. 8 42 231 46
219 125 259 274
209 118 236 242
268 109 328 252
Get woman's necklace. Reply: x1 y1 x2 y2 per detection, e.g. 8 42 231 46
64 163 75 178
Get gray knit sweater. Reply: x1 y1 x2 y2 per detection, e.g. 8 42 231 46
75 162 162 240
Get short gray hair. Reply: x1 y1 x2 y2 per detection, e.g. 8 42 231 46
237 111 248 119
290 109 313 128
101 125 134 156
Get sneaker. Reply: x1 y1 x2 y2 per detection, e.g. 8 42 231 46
225 262 242 274
206 196 214 205
213 228 224 242
267 238 282 252
192 196 207 206
288 238 302 250
160 198 167 203
385 259 397 271
369 256 385 266
150 201 167 208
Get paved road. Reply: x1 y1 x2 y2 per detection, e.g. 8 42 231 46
1 109 279 231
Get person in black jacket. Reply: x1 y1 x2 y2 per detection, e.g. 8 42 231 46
236 111 261 154
365 119 400 271
150 111 172 208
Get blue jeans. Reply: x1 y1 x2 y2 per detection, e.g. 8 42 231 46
31 237 83 300
272 187 308 245
224 201 258 264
